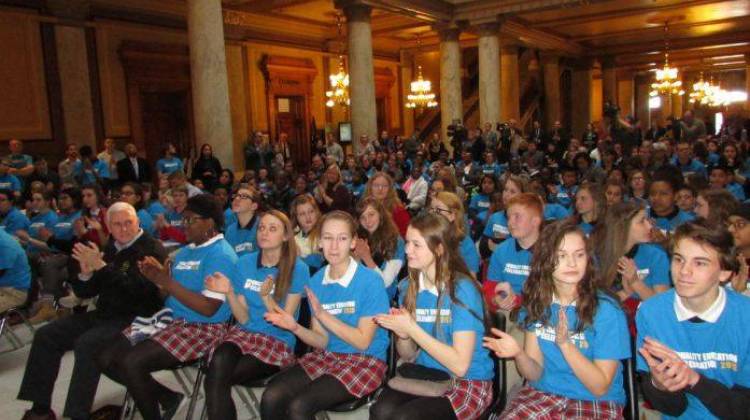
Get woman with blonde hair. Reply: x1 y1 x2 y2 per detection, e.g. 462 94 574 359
364 171 410 236
314 164 351 213
428 191 480 275
289 194 324 271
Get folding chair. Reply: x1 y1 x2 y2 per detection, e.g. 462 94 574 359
0 291 36 353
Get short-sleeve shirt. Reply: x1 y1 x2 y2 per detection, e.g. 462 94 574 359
308 257 389 360
0 229 31 290
649 207 695 234
52 210 82 241
27 210 58 253
157 157 184 175
167 234 238 323
487 237 533 294
137 208 155 235
469 193 492 222
483 211 509 239
224 214 259 257
232 251 309 349
460 235 480 274
624 243 670 298
0 207 30 236
0 174 21 193
525 294 630 403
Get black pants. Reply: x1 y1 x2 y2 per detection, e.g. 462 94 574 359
260 364 356 420
204 342 279 420
370 386 457 420
97 335 183 420
17 311 130 419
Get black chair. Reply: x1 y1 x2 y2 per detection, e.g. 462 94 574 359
623 357 639 420
119 359 202 420
481 310 507 420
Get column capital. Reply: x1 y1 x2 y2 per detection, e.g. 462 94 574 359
500 38 520 55
46 0 91 21
337 1 372 23
399 49 413 67
434 24 463 42
539 51 561 66
476 22 499 37
617 68 635 80
600 55 617 69
567 57 595 70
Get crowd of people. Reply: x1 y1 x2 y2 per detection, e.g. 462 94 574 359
2 108 750 420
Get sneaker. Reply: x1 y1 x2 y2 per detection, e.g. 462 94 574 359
28 301 57 325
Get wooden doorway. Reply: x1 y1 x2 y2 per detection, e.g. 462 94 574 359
275 96 308 169
376 98 387 135
141 91 192 164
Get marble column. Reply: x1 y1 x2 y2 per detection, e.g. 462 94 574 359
187 0 234 169
672 93 684 118
601 56 618 105
541 52 561 130
55 25 97 149
745 54 750 111
477 23 500 127
399 50 415 136
344 4 378 152
437 26 463 146
500 41 520 122
617 69 635 117
635 75 651 128
571 61 593 138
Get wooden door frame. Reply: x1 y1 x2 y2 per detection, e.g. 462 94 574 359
374 66 396 133
120 41 194 162
262 55 317 146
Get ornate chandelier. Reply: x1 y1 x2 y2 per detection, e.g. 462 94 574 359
689 72 711 105
650 22 683 97
405 34 438 110
406 65 437 109
326 15 349 108
326 55 350 108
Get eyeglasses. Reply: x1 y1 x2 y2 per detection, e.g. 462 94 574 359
726 220 749 231
371 184 389 190
429 207 452 216
183 216 208 225
233 193 253 201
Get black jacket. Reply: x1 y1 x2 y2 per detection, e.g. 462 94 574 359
69 231 167 320
117 156 152 185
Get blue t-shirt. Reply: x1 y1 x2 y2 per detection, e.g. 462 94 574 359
383 237 406 299
157 157 183 175
27 211 58 252
469 193 492 222
460 235 480 274
544 203 572 221
224 214 259 257
399 277 493 380
579 220 595 236
164 209 185 232
0 174 21 193
625 243 671 298
232 251 309 349
0 207 30 236
8 153 32 170
553 184 578 209
727 182 746 201
483 211 509 240
0 229 31 290
74 159 109 184
53 210 81 241
167 235 238 323
636 289 750 419
672 158 707 178
487 237 532 294
308 259 389 360
649 207 695 234
137 208 155 235
481 163 504 178
525 294 630 403
146 201 167 217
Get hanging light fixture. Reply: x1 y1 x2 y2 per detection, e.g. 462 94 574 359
405 34 438 110
689 72 711 105
326 15 350 108
650 22 684 97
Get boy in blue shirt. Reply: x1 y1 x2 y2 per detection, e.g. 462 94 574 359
0 189 29 236
709 164 746 201
0 228 31 312
637 220 750 419
649 170 695 235
0 159 22 196
550 166 578 209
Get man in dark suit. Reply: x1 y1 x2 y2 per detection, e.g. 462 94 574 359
116 143 151 185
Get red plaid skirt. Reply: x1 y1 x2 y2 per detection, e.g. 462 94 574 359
298 350 386 398
210 326 296 368
126 320 227 362
501 386 623 419
446 378 493 420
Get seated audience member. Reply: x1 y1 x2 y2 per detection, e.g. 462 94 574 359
708 164 746 201
370 213 493 420
167 169 202 197
628 169 649 204
0 188 29 235
604 179 626 207
481 175 528 254
636 220 750 419
290 194 324 272
571 182 606 236
202 210 309 420
155 185 189 244
675 186 697 217
76 184 109 247
0 158 22 197
119 182 155 236
486 220 630 419
694 189 739 228
224 187 260 257
365 171 411 237
17 202 166 420
355 197 405 299
428 191 480 275
727 203 750 295
403 163 429 213
0 227 31 312
261 211 389 419
649 170 695 235
97 194 237 420
313 164 351 214
6 138 35 179
142 182 167 217
468 175 497 231
549 166 578 209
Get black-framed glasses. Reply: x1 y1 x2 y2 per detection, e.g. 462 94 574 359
183 216 208 226
726 219 749 231
233 193 253 201
429 207 452 216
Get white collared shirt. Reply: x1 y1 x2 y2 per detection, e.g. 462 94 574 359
418 272 439 296
114 229 144 252
188 233 224 249
322 257 358 288
674 286 726 323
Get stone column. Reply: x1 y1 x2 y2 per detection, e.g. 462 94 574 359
635 75 651 128
187 0 235 169
571 61 593 138
343 4 378 152
672 93 684 118
437 26 463 146
601 56 618 105
617 69 635 117
745 54 750 111
540 52 561 130
399 50 415 136
477 22 500 127
500 41 520 122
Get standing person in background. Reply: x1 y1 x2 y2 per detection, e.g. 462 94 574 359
97 138 125 188
6 138 34 180
58 143 80 186
325 132 344 166
192 143 223 191
156 143 184 178
117 143 151 185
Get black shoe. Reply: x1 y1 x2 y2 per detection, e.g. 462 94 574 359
160 392 185 420
20 409 56 420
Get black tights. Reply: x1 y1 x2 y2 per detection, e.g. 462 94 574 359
370 386 457 420
97 335 184 420
260 364 357 420
204 342 279 420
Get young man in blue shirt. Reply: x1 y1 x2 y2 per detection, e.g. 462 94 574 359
0 228 30 312
637 220 750 419
0 189 29 236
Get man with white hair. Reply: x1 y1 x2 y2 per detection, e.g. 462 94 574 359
17 202 167 420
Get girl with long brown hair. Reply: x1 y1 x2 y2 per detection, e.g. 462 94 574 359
428 191 480 275
571 182 606 236
485 220 630 419
202 210 310 420
290 194 324 271
371 213 493 420
355 196 405 299
364 171 411 236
